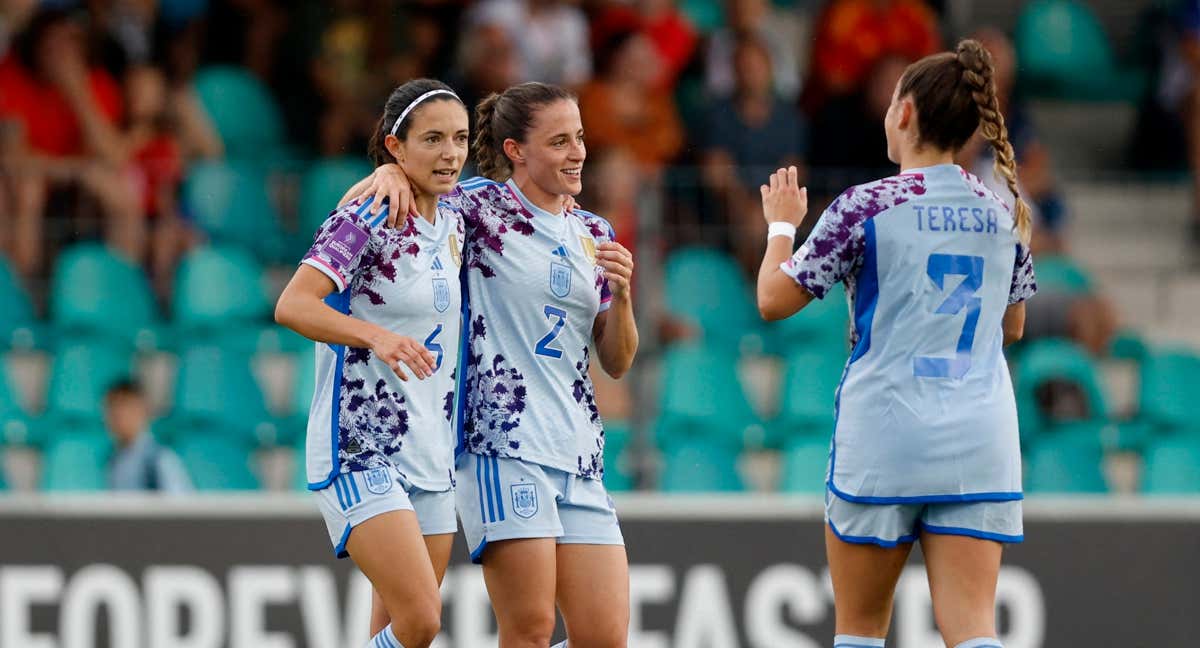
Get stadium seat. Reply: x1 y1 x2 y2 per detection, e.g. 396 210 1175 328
299 157 374 239
767 282 850 353
1013 338 1109 444
655 343 763 450
50 243 160 350
1024 430 1109 493
663 247 762 347
773 349 844 447
1138 348 1200 433
175 434 260 490
603 420 636 492
778 438 829 494
659 440 744 492
1030 254 1092 296
172 344 276 445
0 360 31 445
40 429 112 491
44 343 133 424
0 256 38 349
192 66 284 159
182 161 284 259
173 245 271 336
1014 0 1144 100
1142 436 1200 494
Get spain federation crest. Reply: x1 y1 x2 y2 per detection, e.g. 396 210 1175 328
511 482 539 519
432 277 451 313
550 262 572 298
365 467 392 495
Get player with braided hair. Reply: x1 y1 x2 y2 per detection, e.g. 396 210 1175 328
755 39 1035 648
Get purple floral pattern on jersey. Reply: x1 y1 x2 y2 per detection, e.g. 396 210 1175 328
444 181 536 278
959 167 1010 206
338 376 410 471
443 368 457 423
1009 243 1038 304
463 314 527 455
783 174 927 301
572 347 605 479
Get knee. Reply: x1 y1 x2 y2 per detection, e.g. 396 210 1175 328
502 608 557 646
390 599 442 647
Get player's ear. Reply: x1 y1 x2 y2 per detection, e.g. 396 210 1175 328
384 133 405 164
898 97 915 131
502 138 523 165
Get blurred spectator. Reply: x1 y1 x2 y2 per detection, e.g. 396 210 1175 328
704 0 803 101
104 379 192 493
701 34 806 271
466 0 591 87
1159 0 1200 243
578 28 683 171
448 18 522 119
804 0 940 112
200 0 286 80
0 0 37 58
592 0 697 90
808 54 907 177
582 147 639 254
0 8 144 278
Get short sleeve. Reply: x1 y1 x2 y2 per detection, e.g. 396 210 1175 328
780 197 866 300
594 219 616 312
301 210 373 292
1009 243 1037 305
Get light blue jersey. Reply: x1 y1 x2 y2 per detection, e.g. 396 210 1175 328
302 198 465 492
782 164 1037 503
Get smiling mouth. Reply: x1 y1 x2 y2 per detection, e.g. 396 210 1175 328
433 169 458 179
562 168 581 179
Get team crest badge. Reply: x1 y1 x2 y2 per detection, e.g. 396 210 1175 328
449 234 462 267
365 468 392 495
579 236 597 264
550 262 572 298
511 483 539 519
432 277 451 312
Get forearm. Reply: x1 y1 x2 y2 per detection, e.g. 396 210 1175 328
596 296 639 379
756 236 802 320
275 292 387 349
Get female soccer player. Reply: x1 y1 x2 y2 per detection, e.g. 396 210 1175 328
755 40 1036 648
275 78 469 648
349 81 639 648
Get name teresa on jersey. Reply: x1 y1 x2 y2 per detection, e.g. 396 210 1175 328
913 205 999 234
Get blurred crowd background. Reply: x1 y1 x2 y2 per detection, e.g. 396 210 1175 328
0 0 1197 496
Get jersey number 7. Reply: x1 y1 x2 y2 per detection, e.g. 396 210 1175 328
913 254 984 380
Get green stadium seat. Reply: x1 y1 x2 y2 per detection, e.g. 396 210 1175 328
1013 338 1108 444
659 440 744 492
1014 0 1145 100
772 349 844 447
44 343 133 423
1142 436 1200 494
0 359 31 445
299 157 374 238
182 161 284 259
172 344 276 445
602 420 636 492
40 429 112 491
50 243 160 350
655 343 762 450
767 282 850 353
293 440 309 491
0 256 38 349
1024 430 1109 493
1138 348 1200 433
173 245 271 336
1030 254 1092 295
664 247 762 347
778 438 829 493
175 433 260 490
192 66 284 159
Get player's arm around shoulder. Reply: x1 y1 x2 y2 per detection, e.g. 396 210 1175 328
592 229 639 380
757 166 815 321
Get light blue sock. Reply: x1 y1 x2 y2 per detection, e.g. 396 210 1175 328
954 639 1003 648
366 625 405 648
550 642 568 648
834 635 885 648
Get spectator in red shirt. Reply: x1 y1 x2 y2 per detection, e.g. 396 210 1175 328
0 8 144 278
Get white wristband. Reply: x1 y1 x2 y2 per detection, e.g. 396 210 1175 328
768 222 797 242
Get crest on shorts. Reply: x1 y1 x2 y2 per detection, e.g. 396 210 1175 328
550 262 572 298
432 277 451 312
511 482 539 519
579 236 597 264
365 468 392 495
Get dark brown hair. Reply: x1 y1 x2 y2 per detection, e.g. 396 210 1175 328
367 78 464 167
899 39 1031 243
472 82 575 181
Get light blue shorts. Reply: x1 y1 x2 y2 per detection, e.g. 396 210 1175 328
825 489 1024 548
313 465 457 559
457 453 624 564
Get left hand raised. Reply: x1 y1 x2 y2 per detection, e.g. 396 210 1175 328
596 241 634 300
760 166 808 227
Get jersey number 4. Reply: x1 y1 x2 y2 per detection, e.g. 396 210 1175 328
914 254 984 379
535 305 568 359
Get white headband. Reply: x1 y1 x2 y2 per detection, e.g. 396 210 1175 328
389 89 460 136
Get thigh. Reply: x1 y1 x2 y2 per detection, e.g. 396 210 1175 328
919 530 1004 646
556 544 630 648
345 510 441 620
423 533 455 585
825 524 913 639
481 538 559 641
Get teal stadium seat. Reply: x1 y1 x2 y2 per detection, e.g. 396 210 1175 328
44 343 132 424
1013 339 1108 444
659 440 744 492
664 247 761 347
778 438 829 494
1138 348 1200 434
1142 436 1200 494
192 66 284 159
767 282 850 353
1029 254 1092 296
773 348 844 447
299 158 374 238
0 256 38 349
182 161 284 259
50 243 159 350
655 343 762 451
602 420 636 492
174 245 271 339
1024 429 1108 493
1014 0 1144 100
0 360 31 445
41 429 112 491
175 433 260 490
172 344 275 445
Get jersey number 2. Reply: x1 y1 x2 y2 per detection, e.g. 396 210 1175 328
424 324 444 372
913 254 984 379
535 306 567 359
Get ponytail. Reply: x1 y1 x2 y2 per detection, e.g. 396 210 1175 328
473 93 510 181
470 82 576 182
